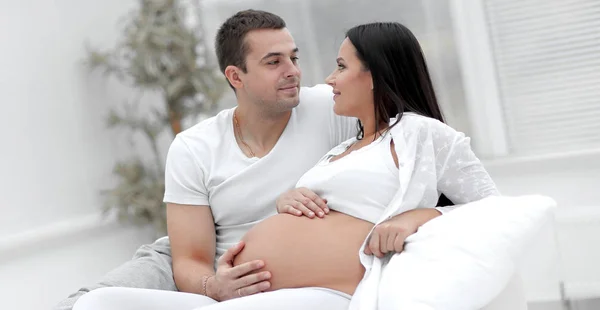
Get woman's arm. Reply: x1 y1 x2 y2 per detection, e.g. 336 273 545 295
432 121 500 209
364 208 441 257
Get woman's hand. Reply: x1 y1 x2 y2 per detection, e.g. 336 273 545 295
364 208 441 257
276 187 329 218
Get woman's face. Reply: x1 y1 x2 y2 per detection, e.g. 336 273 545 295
325 38 373 119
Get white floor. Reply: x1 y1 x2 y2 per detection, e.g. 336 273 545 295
529 299 600 310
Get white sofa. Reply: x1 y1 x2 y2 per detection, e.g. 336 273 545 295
482 274 528 310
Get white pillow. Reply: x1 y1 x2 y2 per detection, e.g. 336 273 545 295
378 195 557 310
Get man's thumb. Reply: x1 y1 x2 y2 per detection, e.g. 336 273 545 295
219 241 245 267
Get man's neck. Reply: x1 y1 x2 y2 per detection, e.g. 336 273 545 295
234 105 292 157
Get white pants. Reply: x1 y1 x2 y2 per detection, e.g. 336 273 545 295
72 287 351 310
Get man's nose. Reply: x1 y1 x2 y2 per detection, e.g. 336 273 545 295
285 62 301 78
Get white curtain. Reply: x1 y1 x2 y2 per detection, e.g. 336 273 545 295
484 0 600 156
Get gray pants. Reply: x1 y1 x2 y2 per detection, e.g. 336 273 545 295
53 237 177 310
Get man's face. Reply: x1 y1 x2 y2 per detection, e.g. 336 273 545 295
238 28 302 114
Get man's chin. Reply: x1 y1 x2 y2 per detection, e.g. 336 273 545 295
278 97 300 109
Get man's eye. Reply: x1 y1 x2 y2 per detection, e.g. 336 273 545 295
291 56 299 63
267 60 280 65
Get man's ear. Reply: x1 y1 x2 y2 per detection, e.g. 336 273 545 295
224 65 244 89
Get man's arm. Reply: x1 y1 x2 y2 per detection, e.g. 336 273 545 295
168 203 271 301
167 203 216 295
165 134 271 301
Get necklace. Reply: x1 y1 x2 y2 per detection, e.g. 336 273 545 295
233 110 256 158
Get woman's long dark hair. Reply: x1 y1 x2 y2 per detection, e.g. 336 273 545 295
346 22 445 139
347 23 453 207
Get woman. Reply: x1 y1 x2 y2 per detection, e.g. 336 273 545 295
232 21 498 306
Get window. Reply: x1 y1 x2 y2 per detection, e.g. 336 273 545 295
453 0 600 159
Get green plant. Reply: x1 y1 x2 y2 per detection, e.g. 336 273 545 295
86 0 226 235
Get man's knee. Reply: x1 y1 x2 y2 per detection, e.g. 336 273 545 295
72 287 123 310
53 238 176 310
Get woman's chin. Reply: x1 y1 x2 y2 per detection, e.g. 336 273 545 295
333 107 357 119
333 103 347 116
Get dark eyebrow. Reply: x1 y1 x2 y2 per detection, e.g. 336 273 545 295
336 57 345 62
261 47 299 62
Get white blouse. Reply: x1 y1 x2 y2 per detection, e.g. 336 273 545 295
348 112 500 310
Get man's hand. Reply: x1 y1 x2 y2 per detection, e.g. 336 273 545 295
364 208 441 257
207 241 271 301
276 187 329 218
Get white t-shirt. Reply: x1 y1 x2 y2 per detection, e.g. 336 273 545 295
163 84 356 266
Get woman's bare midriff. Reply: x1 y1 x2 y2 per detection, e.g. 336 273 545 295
233 211 373 295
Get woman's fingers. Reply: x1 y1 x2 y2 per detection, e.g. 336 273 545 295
383 231 397 254
367 232 383 257
393 234 406 253
283 204 302 216
304 199 325 218
293 201 316 218
298 188 329 214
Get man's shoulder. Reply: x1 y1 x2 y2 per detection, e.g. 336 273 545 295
173 108 233 151
181 108 232 136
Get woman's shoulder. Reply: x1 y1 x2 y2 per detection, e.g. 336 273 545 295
391 112 450 132
390 113 464 144
400 112 446 127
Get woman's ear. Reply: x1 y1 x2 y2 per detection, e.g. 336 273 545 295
224 65 243 89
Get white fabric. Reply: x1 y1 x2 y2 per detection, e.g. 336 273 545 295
163 84 356 267
72 287 350 310
481 274 528 310
348 113 501 310
296 134 398 224
73 287 216 310
377 195 555 310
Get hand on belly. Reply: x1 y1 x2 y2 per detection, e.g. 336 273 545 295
233 211 373 295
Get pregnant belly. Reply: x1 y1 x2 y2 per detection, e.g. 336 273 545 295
233 211 373 295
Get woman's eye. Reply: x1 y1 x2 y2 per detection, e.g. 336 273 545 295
337 64 345 70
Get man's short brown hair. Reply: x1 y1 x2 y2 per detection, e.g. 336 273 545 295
215 9 286 78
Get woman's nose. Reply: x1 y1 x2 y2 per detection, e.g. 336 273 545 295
325 73 335 86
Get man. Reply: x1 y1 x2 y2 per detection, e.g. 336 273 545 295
56 9 356 310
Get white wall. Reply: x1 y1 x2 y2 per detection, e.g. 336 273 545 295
0 1 155 309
